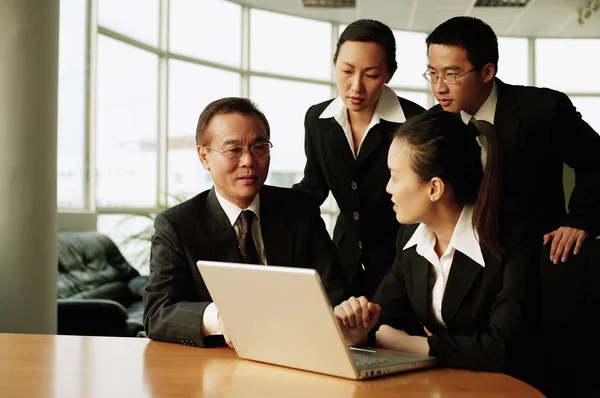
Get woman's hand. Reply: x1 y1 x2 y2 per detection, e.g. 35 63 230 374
334 296 381 346
376 325 430 355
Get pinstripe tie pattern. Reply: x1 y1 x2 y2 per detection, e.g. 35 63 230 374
238 210 260 264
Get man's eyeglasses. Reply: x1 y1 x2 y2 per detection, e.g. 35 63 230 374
202 141 273 161
422 67 478 84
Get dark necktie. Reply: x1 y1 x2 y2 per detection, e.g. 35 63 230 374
238 210 260 264
468 116 489 168
468 116 479 134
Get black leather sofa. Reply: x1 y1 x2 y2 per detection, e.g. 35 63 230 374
57 231 148 337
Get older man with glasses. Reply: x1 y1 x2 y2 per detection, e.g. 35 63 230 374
143 97 346 349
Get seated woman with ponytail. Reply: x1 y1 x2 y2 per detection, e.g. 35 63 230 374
334 111 541 384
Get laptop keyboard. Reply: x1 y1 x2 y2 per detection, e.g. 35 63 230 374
351 352 393 367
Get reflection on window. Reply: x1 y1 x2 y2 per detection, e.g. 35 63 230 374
58 0 86 208
497 37 528 86
168 60 241 200
96 36 158 207
251 9 332 80
394 90 429 110
570 97 600 133
250 76 331 175
169 0 241 67
536 39 600 92
97 214 154 275
98 0 159 46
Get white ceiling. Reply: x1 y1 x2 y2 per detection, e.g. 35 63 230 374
229 0 600 38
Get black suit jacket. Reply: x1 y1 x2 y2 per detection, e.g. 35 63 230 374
293 96 426 299
372 223 541 382
430 79 600 238
142 185 346 347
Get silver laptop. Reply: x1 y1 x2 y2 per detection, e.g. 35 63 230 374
196 260 437 380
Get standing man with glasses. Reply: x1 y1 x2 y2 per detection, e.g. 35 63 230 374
143 97 346 349
423 16 600 397
424 16 600 260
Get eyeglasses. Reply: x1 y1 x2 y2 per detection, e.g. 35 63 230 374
202 141 273 161
422 67 478 84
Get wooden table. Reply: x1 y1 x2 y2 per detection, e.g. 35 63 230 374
0 333 543 397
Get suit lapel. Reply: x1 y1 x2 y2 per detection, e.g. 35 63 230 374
408 251 434 324
493 79 520 154
355 123 384 168
322 119 356 167
441 251 483 325
205 189 244 263
259 188 293 265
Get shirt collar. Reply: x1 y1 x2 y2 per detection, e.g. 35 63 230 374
460 80 498 125
214 189 261 226
403 205 485 267
319 85 407 124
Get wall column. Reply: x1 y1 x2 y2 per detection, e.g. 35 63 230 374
0 0 59 334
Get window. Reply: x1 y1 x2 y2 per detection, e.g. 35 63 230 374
250 77 335 234
97 214 154 274
57 0 87 208
249 76 332 180
536 39 600 93
169 0 241 67
389 31 428 90
96 36 158 208
394 90 429 110
68 3 586 245
497 37 529 86
98 0 159 46
167 60 241 200
570 97 600 132
321 192 339 236
250 10 332 80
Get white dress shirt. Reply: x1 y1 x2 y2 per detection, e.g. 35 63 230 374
403 206 485 327
318 85 407 158
459 80 499 168
201 191 266 337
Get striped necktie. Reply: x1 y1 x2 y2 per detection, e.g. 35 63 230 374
238 210 260 264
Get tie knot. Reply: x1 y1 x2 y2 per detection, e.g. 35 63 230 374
467 117 481 137
240 210 254 222
239 210 254 232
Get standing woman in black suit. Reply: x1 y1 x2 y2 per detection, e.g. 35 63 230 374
293 19 425 299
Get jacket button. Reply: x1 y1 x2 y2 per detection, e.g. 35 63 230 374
353 211 359 220
358 241 363 250
351 181 358 190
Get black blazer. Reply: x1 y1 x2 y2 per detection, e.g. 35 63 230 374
430 79 600 238
371 223 541 381
293 96 425 299
143 185 346 347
